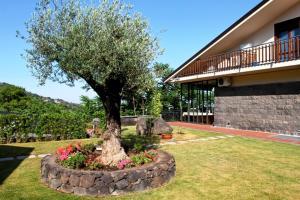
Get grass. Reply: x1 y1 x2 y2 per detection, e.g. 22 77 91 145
122 125 223 142
0 126 300 200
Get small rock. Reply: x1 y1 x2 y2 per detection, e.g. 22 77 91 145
69 174 80 186
80 174 95 188
131 179 147 191
159 163 169 171
60 184 73 193
73 187 87 196
86 187 98 197
98 185 109 196
60 173 69 184
48 168 59 179
111 172 127 182
101 174 113 184
150 176 164 188
127 171 140 183
115 179 129 190
50 179 62 189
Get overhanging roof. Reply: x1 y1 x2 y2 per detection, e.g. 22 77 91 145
164 0 298 83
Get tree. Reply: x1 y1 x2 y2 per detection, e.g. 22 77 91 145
148 90 162 117
22 0 160 165
153 63 180 111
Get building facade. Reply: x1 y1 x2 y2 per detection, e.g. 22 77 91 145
165 0 300 135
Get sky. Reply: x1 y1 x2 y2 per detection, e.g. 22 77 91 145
0 0 261 103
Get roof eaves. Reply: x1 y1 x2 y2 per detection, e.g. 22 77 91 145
164 0 271 83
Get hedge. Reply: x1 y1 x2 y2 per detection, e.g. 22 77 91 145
0 113 87 143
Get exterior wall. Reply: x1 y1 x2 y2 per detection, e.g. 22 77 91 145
234 3 300 49
232 67 300 87
214 81 300 135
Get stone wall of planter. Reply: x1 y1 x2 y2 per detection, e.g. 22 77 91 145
41 150 176 196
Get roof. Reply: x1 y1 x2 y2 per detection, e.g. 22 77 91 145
164 0 271 83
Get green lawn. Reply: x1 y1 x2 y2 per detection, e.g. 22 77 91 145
0 127 300 200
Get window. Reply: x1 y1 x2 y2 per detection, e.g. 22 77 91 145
274 17 300 61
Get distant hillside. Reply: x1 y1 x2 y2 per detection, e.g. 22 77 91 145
0 82 78 108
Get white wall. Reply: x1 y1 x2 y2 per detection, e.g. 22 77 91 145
238 3 300 48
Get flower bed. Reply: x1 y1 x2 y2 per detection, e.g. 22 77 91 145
55 143 161 171
41 150 176 196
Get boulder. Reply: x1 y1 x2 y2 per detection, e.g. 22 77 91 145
152 118 173 135
136 117 173 135
136 117 151 136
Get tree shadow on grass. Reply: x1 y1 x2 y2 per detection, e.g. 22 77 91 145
0 145 34 185
121 134 160 153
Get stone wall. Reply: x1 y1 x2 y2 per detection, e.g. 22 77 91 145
121 116 138 126
214 82 300 135
41 150 175 196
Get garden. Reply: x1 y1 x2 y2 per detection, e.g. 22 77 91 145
1 126 300 199
0 0 299 199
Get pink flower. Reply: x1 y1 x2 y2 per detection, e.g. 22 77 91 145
117 159 132 170
59 151 69 161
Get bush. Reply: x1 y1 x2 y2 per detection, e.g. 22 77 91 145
0 112 87 143
61 152 86 169
86 161 104 170
121 134 159 153
148 90 162 117
131 153 152 166
82 143 95 153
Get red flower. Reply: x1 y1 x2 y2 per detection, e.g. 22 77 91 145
56 147 65 155
66 145 73 154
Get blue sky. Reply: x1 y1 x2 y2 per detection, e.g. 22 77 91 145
0 0 261 103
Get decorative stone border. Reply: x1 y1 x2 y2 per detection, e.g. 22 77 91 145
41 150 176 196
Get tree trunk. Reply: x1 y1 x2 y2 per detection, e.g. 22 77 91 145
95 84 128 166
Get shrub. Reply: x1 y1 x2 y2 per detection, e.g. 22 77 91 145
131 153 152 166
121 134 159 153
148 90 162 117
82 143 95 153
61 152 86 169
86 161 104 170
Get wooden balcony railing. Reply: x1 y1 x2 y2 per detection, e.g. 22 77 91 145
177 36 300 77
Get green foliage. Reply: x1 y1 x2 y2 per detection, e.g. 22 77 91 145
153 62 181 111
35 112 86 140
61 152 86 169
79 96 106 130
131 153 152 166
0 113 86 143
133 143 144 152
0 83 88 143
148 90 162 117
81 143 95 153
22 0 160 101
121 134 159 153
86 161 104 170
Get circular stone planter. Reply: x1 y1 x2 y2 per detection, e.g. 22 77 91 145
41 150 176 197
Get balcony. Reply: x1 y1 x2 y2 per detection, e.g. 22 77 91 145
176 36 300 78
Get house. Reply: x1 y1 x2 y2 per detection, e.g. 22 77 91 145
164 0 300 135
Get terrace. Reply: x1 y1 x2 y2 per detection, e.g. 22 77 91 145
173 36 300 81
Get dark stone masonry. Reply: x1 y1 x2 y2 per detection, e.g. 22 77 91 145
41 150 176 196
214 81 300 135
